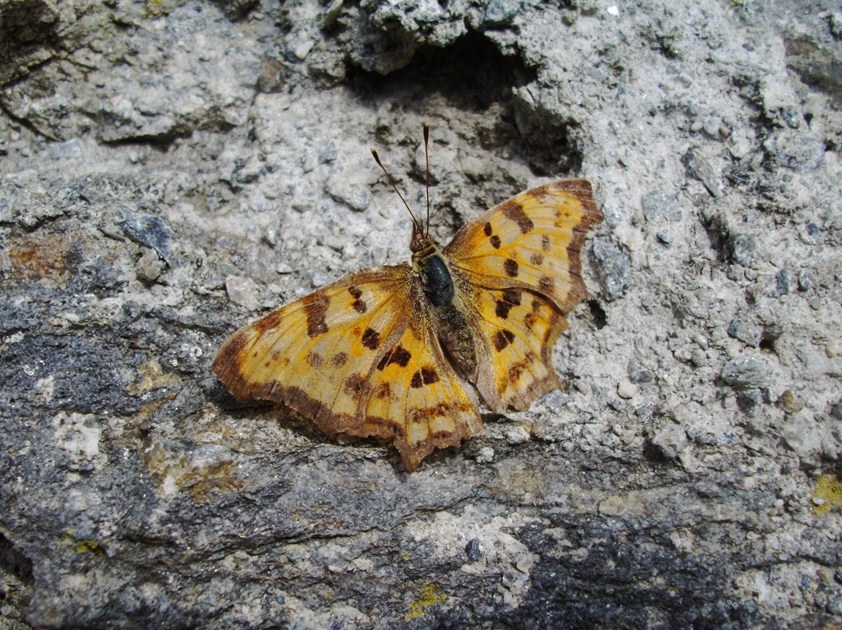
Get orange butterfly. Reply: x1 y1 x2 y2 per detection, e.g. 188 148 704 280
212 128 602 471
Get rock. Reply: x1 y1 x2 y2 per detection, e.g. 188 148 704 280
617 380 638 399
720 355 770 390
1 0 840 627
119 212 172 264
776 390 804 414
484 0 521 27
782 412 831 463
764 131 825 172
727 233 757 267
650 422 689 461
682 149 722 197
727 318 761 347
591 240 630 301
326 170 372 212
641 190 676 223
224 275 260 311
136 248 165 283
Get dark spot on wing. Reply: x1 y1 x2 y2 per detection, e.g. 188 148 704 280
504 258 519 277
508 352 535 382
344 373 364 397
377 344 412 370
495 289 522 319
253 310 282 334
303 293 329 337
307 351 323 368
530 253 544 266
523 312 537 330
493 329 516 351
348 286 367 312
541 235 551 251
375 382 391 399
410 366 440 388
490 235 501 249
539 276 554 294
362 327 381 350
332 352 348 367
484 222 493 236
503 288 522 306
502 201 533 234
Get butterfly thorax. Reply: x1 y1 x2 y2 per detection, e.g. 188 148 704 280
410 232 455 308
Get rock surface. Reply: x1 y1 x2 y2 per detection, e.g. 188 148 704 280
1 0 841 627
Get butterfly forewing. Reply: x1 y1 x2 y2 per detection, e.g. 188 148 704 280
444 180 601 313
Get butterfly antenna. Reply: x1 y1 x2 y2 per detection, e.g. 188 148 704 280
423 122 431 238
370 148 422 233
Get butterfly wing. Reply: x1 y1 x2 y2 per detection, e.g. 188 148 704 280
212 265 481 470
443 179 601 411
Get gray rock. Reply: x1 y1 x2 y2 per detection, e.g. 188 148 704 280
591 240 630 301
484 0 521 27
798 269 813 291
727 317 761 347
641 190 676 223
119 212 173 264
727 233 757 267
720 355 770 390
224 275 260 311
764 131 825 172
682 149 722 197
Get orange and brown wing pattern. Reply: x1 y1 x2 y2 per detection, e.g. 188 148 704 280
211 266 482 470
463 284 567 411
444 180 601 314
444 180 601 411
358 310 482 471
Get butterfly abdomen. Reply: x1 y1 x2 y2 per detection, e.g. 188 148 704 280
413 249 478 380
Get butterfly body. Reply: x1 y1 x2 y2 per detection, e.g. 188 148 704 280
213 180 602 471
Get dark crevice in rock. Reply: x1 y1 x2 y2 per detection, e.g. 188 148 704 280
346 31 536 112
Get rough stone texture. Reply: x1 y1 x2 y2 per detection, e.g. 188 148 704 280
1 0 841 627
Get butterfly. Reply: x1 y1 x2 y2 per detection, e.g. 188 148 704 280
212 127 602 471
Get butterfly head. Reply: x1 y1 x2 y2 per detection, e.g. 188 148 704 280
410 220 438 257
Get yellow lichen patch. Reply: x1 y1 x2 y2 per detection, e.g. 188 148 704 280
129 357 182 394
60 532 107 556
811 473 842 516
405 583 448 620
144 0 174 18
144 444 242 502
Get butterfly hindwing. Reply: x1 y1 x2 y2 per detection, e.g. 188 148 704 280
467 285 566 411
444 180 602 411
360 319 481 471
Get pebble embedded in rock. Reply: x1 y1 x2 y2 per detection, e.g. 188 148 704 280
641 190 675 223
591 240 630 301
224 275 261 311
720 355 770 390
136 248 165 282
617 381 638 399
727 318 761 347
